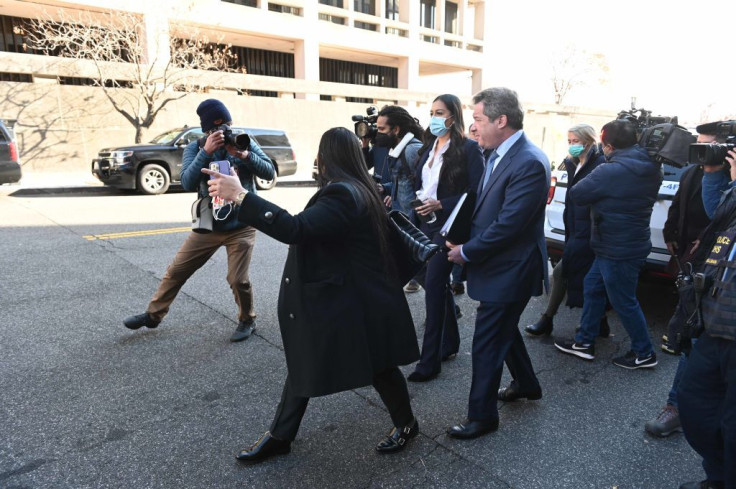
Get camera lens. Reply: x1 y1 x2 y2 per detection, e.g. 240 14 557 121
355 122 369 138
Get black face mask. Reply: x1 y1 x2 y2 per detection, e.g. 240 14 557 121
374 132 398 148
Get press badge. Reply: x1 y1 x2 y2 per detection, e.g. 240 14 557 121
705 229 736 266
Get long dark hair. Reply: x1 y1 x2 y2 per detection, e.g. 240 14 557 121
316 127 393 273
419 94 470 193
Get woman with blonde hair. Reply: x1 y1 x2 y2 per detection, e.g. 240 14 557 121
525 123 610 337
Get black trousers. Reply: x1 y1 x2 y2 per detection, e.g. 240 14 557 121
678 331 736 487
468 298 540 420
414 234 460 375
269 367 414 441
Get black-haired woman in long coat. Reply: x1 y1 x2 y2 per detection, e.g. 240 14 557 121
203 127 420 462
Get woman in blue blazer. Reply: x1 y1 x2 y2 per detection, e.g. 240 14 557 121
407 94 485 382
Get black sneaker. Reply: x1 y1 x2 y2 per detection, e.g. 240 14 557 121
554 338 594 360
230 320 256 343
123 312 160 330
613 351 657 369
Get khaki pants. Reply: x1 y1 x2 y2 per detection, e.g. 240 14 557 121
146 227 257 323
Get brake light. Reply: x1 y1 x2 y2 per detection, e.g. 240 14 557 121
8 141 18 163
291 148 296 162
547 176 557 205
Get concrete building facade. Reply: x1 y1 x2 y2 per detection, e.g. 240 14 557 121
0 0 613 177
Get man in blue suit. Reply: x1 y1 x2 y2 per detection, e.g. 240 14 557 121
446 87 550 439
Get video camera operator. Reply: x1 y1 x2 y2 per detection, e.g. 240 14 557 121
355 106 390 183
677 122 736 489
123 99 275 342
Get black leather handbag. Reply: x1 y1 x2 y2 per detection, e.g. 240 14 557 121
388 210 440 284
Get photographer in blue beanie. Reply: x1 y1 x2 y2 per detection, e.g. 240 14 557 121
123 99 275 342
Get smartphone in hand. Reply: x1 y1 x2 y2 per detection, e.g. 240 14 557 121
209 160 230 178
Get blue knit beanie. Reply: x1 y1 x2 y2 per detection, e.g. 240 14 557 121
197 99 232 132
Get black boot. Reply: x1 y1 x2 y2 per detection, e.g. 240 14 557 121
236 432 291 463
525 314 553 336
375 418 419 453
123 312 160 330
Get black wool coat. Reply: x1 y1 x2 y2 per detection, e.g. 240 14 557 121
561 147 606 308
237 182 420 398
662 164 711 261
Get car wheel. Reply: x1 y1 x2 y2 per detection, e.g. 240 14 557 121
137 164 170 195
255 174 277 190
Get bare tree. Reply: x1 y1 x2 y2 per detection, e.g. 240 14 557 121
25 9 245 143
549 44 609 105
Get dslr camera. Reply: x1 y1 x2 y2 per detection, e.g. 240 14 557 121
689 121 736 166
352 106 378 140
617 105 695 168
215 124 251 151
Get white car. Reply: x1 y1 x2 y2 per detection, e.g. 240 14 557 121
544 161 692 281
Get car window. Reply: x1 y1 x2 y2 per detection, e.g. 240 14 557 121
0 130 6 142
178 129 205 145
150 129 186 144
663 162 691 182
253 134 289 147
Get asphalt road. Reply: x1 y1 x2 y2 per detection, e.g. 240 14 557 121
0 181 703 489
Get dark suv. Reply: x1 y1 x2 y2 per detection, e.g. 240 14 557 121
0 120 21 184
92 126 297 194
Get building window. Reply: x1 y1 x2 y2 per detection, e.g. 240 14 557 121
420 0 435 29
354 0 375 14
268 3 301 15
222 0 258 6
445 1 457 33
319 0 342 6
385 0 399 20
318 13 346 24
0 72 32 82
229 45 295 79
355 21 378 31
320 57 397 102
0 15 40 54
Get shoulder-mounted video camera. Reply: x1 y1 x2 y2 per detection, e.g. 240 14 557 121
689 121 736 166
352 106 378 140
617 105 695 168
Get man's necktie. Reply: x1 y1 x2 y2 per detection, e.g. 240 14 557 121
481 150 499 192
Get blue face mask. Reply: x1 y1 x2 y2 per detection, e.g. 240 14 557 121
568 144 585 158
429 116 450 137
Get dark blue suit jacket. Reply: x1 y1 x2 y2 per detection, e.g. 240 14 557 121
463 132 550 303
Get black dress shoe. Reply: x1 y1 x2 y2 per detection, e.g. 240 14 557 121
407 369 440 382
123 312 160 330
447 418 499 439
525 314 553 336
236 432 291 463
498 382 542 402
375 418 419 453
230 320 256 342
441 352 458 362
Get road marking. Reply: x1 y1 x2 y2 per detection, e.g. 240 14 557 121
83 226 191 241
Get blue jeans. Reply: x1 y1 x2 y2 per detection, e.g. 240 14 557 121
575 256 654 356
